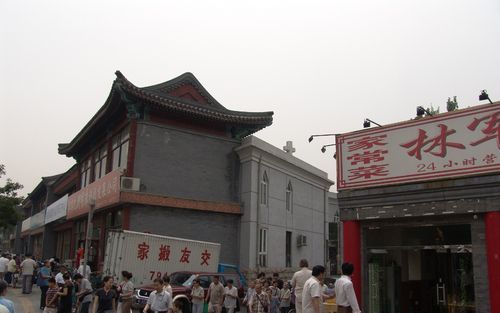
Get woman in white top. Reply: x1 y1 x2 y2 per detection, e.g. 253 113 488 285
163 275 173 296
191 279 205 313
118 271 134 313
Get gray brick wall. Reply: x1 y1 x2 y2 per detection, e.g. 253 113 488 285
133 122 241 203
129 205 240 265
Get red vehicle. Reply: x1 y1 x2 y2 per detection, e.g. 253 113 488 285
133 271 246 313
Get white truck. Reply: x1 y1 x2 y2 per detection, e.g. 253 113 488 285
103 230 221 286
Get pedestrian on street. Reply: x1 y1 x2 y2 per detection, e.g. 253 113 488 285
44 278 59 313
20 253 37 294
243 280 256 310
334 263 361 313
0 254 9 280
190 279 204 313
302 266 325 313
143 278 172 313
249 283 269 313
0 280 14 313
206 275 224 313
74 273 93 313
38 260 52 310
291 259 312 313
56 273 73 313
118 271 134 313
163 275 173 296
257 273 266 285
272 273 279 284
270 280 280 313
55 265 68 287
223 279 239 313
77 260 92 280
93 276 117 313
5 256 16 287
279 282 291 313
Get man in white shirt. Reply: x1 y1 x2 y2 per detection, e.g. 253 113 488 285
55 265 68 286
144 278 172 313
77 260 91 280
0 254 9 280
291 259 312 313
334 263 361 313
20 253 37 294
302 266 325 313
223 279 239 313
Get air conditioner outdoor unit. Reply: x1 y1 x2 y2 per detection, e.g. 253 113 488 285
297 234 307 247
121 177 141 192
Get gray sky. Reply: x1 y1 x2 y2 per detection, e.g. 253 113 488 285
1 0 499 196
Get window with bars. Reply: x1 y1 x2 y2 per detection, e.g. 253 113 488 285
94 145 108 181
286 181 293 212
80 158 91 188
260 172 269 205
112 126 130 171
259 228 267 267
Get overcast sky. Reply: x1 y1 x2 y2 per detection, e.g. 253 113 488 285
1 0 499 196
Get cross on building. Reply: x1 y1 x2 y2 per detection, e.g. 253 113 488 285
283 141 296 155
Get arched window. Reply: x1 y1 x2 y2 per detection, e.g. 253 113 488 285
260 172 269 205
286 181 293 211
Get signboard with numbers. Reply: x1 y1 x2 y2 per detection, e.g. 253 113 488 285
336 103 500 190
104 230 220 286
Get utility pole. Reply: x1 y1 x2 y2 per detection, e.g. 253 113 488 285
82 198 95 284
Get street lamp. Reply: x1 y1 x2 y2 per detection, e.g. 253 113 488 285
479 90 493 104
321 143 336 153
363 118 383 128
308 133 336 143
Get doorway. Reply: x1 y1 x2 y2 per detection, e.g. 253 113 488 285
366 224 475 313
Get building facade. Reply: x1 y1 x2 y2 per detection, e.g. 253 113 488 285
336 102 500 313
16 71 338 277
236 136 334 275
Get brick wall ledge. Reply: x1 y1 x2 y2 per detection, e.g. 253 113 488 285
120 192 242 215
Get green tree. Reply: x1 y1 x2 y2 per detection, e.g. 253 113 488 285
0 164 23 229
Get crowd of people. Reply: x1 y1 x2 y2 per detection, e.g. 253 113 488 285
244 259 360 313
0 251 138 313
0 252 361 313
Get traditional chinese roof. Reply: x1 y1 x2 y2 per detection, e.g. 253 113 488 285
59 71 273 157
23 173 64 206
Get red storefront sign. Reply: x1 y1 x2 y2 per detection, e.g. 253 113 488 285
67 170 122 219
336 103 500 190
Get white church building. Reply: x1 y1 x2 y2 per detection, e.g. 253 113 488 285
236 136 336 276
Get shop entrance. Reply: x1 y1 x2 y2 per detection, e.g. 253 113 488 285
366 224 475 313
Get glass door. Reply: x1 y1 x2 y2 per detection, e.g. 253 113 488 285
428 248 475 313
366 224 475 313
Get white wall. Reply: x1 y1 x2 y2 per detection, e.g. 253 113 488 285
239 152 330 273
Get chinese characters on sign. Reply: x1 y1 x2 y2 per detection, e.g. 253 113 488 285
346 135 389 181
137 243 211 266
337 104 500 189
67 170 122 219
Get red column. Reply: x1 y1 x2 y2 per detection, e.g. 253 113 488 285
343 220 362 306
486 211 500 313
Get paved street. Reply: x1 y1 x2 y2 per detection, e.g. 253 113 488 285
6 285 41 313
